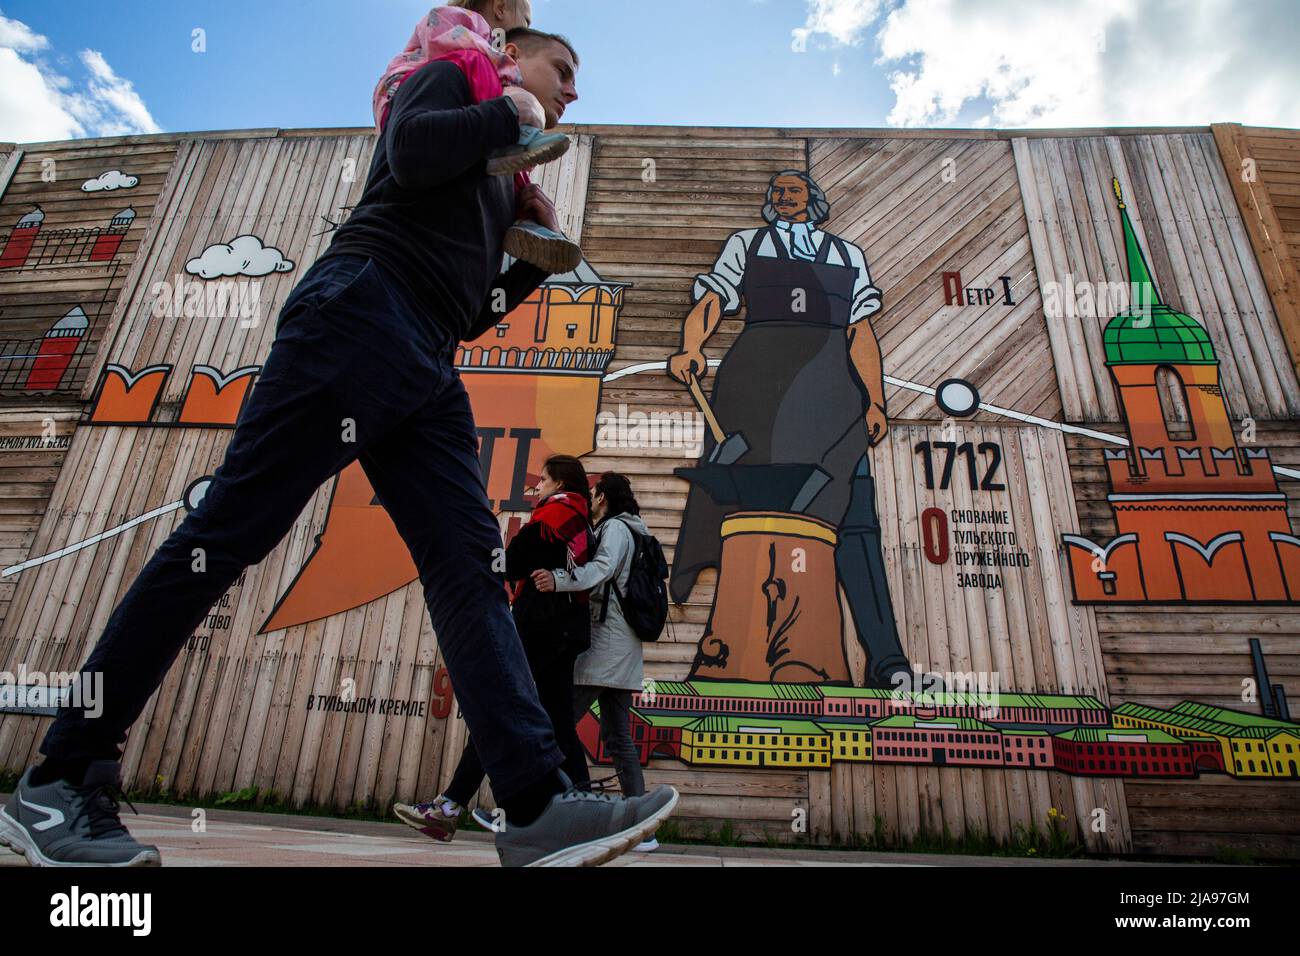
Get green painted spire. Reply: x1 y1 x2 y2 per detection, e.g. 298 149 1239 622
1115 178 1163 310
1103 179 1217 366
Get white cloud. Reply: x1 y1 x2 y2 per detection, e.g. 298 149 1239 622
0 10 160 141
0 13 80 141
186 236 295 279
0 9 44 52
81 169 139 192
78 49 160 137
794 0 1300 129
794 0 887 47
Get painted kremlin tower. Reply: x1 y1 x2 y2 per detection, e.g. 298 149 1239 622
0 207 44 268
1064 180 1300 604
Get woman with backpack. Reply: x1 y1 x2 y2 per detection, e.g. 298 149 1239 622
532 472 663 848
395 455 596 841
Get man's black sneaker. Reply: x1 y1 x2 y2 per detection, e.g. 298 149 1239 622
0 760 160 867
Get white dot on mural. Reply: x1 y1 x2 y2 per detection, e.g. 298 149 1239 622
936 379 979 418
185 476 214 511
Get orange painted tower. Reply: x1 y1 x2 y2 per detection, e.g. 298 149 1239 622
258 257 628 633
456 256 627 510
1064 180 1300 604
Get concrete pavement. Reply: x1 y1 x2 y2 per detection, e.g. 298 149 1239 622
0 799 1195 867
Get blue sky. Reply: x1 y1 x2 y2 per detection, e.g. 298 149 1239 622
2 0 903 135
3 0 1299 142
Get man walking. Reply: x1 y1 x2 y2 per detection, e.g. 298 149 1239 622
0 27 676 868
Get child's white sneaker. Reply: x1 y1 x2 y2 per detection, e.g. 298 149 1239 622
486 127 570 176
505 220 582 274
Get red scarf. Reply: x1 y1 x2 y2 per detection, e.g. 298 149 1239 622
510 491 593 603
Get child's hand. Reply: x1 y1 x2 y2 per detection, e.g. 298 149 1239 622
517 183 561 232
503 86 545 130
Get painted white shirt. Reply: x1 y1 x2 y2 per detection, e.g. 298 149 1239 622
692 222 883 325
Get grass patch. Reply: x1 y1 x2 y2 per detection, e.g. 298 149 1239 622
1214 846 1256 866
132 777 398 825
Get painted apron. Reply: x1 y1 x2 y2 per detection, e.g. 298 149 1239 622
673 225 901 682
673 225 869 593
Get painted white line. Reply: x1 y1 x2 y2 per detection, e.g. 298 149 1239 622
7 360 1295 581
2 500 185 577
602 359 715 383
606 362 1298 481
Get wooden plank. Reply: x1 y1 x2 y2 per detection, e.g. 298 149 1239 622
565 124 1210 142
121 430 218 790
1212 124 1300 377
949 423 1000 842
885 433 932 840
1138 135 1259 413
1182 134 1300 415
0 150 23 203
1013 138 1083 421
897 427 963 839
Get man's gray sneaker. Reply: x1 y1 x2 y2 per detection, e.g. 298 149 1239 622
0 761 160 867
495 782 678 867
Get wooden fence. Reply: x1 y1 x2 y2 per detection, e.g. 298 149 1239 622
0 121 1296 859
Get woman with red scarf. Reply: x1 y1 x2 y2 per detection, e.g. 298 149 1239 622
395 455 595 841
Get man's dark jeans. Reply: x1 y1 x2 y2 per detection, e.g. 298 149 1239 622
40 254 564 801
445 643 589 808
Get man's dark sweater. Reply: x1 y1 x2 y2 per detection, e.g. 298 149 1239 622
317 61 550 343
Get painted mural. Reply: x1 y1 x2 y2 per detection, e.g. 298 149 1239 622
666 170 906 688
0 158 157 399
259 256 627 632
1 125 1297 859
75 253 628 633
578 170 1300 784
0 203 135 270
0 202 132 398
7 159 1297 789
1062 181 1300 605
577 673 1299 780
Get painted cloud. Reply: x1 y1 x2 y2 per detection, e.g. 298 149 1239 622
81 170 139 192
186 235 295 279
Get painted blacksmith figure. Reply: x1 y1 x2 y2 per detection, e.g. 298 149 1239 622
667 170 915 689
